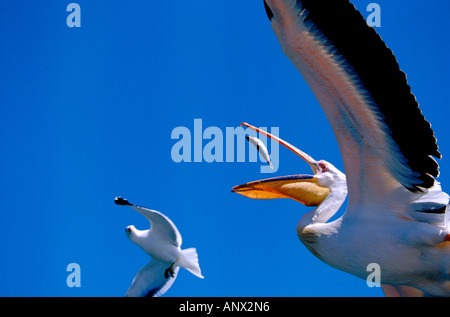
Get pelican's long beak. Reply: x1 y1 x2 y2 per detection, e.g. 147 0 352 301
232 175 330 206
232 122 329 207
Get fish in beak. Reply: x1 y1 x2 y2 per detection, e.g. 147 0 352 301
232 122 330 207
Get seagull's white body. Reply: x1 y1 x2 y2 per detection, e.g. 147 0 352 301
115 197 203 297
233 0 450 297
127 225 179 264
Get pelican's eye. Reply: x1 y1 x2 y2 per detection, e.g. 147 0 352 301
317 161 328 173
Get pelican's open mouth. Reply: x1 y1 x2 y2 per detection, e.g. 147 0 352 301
231 122 330 207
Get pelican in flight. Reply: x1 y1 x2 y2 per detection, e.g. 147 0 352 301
233 0 450 297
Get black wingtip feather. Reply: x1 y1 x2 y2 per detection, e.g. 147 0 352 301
293 0 441 191
264 0 274 21
115 196 132 206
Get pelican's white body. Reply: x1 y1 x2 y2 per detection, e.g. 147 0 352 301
294 161 450 296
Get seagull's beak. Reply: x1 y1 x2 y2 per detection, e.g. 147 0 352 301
232 122 329 207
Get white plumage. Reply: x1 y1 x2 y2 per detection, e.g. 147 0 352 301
115 197 203 297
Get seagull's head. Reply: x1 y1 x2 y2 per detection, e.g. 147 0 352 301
125 225 136 237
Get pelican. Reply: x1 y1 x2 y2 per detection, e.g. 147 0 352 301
232 0 450 297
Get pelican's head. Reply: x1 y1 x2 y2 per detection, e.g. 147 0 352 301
314 160 346 189
232 122 346 207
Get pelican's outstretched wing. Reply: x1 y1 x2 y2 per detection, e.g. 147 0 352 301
263 0 445 205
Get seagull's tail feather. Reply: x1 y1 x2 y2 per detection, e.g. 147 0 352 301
178 248 204 279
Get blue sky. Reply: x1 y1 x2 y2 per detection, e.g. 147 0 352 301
0 0 449 297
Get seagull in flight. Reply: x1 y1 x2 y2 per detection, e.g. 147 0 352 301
115 197 204 297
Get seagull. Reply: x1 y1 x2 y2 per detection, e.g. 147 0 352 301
115 197 204 297
232 0 450 297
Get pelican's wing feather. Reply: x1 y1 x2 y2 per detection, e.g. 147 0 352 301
264 0 443 205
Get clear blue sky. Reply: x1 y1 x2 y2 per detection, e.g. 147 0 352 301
0 0 449 297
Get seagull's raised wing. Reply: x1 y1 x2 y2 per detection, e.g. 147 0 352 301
131 205 182 247
125 259 180 297
115 197 182 247
263 0 443 205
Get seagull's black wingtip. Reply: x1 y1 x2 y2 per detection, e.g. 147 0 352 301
115 196 132 206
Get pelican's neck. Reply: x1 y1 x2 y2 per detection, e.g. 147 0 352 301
298 185 347 230
296 186 347 257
